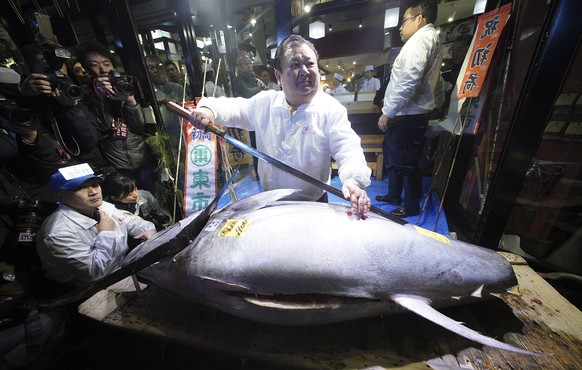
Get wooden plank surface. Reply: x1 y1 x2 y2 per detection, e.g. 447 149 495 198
78 253 582 369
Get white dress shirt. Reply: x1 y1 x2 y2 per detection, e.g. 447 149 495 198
199 90 371 200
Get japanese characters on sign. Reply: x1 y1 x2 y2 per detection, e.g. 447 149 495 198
457 3 511 99
181 101 219 216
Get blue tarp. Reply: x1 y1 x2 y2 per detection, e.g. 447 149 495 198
218 172 450 236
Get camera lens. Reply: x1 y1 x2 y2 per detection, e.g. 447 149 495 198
10 109 33 127
62 83 84 101
116 82 134 96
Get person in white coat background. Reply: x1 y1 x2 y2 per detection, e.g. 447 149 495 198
360 65 381 92
376 0 441 218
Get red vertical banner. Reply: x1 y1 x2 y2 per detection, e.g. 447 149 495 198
457 3 511 99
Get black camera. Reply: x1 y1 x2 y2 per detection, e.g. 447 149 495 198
108 70 134 96
28 42 83 101
46 70 83 101
0 95 37 134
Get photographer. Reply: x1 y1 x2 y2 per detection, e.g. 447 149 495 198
1 37 79 200
75 41 155 192
18 43 102 162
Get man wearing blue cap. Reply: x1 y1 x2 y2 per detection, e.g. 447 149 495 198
36 164 156 287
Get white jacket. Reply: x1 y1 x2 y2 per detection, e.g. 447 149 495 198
36 201 155 286
199 90 371 200
382 24 442 118
361 77 381 92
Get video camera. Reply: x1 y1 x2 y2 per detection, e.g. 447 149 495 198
29 42 83 101
107 70 134 96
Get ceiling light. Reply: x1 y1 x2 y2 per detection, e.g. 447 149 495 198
251 18 256 26
304 4 311 13
474 0 487 15
328 23 332 31
448 4 456 22
309 20 325 39
384 7 399 28
358 19 362 28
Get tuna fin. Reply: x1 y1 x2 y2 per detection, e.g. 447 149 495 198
471 284 484 298
390 294 545 356
507 285 521 295
225 189 302 212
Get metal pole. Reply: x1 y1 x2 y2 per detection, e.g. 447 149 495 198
432 98 473 231
416 114 463 225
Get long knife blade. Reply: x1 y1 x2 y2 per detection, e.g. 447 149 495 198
163 99 407 225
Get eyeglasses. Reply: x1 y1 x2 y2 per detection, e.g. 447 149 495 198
401 14 420 26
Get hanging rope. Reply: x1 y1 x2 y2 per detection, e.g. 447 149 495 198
172 70 189 221
213 58 221 97
201 58 208 97
213 57 237 203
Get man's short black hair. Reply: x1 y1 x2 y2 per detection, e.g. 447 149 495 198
273 34 319 72
145 54 163 64
407 0 438 25
164 60 178 68
75 40 115 71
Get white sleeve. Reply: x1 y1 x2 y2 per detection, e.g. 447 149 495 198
382 33 433 118
328 105 372 188
41 228 129 284
198 94 263 131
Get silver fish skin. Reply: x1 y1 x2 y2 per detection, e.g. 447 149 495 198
130 189 517 326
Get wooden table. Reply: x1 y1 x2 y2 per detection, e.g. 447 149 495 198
332 134 384 180
78 253 582 369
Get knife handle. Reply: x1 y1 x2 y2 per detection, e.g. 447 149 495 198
161 99 224 137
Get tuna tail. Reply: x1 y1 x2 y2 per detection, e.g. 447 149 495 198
390 294 546 356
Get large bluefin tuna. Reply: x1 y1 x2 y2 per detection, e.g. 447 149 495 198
124 189 542 356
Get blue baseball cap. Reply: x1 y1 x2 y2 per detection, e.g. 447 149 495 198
50 164 103 191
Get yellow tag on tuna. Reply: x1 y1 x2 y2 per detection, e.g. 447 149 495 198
414 225 451 245
218 219 250 237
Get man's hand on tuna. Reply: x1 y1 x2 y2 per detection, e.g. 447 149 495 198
342 178 370 219
188 107 215 131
